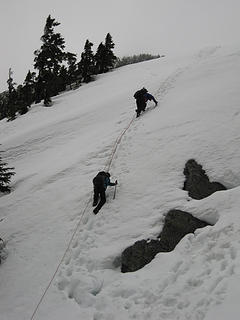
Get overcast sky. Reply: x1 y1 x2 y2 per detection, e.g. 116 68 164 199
0 0 240 92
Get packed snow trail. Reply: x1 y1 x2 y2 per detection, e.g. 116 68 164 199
30 113 136 319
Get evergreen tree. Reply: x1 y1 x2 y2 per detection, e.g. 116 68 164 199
6 68 17 121
0 94 8 120
0 150 15 193
65 52 78 88
78 40 95 83
115 53 161 68
94 42 106 74
34 15 66 105
22 70 36 108
58 65 68 92
15 85 29 115
104 33 117 72
34 77 44 104
95 33 116 74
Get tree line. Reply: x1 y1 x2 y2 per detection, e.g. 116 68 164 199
0 15 117 121
115 53 162 68
0 15 162 194
0 15 162 123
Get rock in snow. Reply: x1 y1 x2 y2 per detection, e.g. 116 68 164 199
121 210 209 272
183 159 226 200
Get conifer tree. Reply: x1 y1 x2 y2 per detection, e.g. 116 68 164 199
0 94 8 120
78 40 95 83
104 33 117 72
95 33 117 74
0 150 15 193
94 42 106 74
65 52 78 88
22 70 36 108
6 68 17 121
58 65 68 92
15 85 29 115
34 15 66 105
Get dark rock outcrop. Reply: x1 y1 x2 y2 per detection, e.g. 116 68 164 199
121 239 164 273
121 160 224 273
121 210 209 272
183 159 226 199
159 210 209 251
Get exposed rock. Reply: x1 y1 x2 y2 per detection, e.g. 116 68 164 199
158 210 209 251
121 160 224 273
183 159 226 199
121 210 209 273
121 239 164 273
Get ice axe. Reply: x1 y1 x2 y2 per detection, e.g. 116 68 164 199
113 180 118 199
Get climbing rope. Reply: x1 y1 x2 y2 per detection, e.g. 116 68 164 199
30 196 92 320
105 115 135 172
30 114 136 320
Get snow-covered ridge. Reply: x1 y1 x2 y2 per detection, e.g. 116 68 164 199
1 45 240 320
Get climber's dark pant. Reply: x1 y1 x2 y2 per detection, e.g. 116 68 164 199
93 187 106 213
136 100 146 116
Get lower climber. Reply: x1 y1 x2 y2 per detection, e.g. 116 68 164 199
92 171 117 214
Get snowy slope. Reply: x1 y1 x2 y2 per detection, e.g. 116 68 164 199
1 45 240 320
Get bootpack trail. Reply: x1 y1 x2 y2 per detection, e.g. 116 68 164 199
29 59 194 319
1 46 229 320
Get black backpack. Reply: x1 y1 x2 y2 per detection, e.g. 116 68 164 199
134 88 147 99
134 90 143 99
93 172 105 187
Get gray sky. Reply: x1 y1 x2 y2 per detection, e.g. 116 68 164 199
0 0 240 92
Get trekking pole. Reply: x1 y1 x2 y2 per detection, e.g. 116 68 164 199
113 180 117 199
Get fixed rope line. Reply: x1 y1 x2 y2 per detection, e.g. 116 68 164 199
30 114 136 320
104 96 160 173
30 196 92 320
105 115 135 172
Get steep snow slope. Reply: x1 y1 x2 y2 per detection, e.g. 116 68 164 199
1 45 240 320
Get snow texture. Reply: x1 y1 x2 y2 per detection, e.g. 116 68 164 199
1 45 240 320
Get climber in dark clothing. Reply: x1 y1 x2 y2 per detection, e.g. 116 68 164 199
92 171 117 214
134 87 158 117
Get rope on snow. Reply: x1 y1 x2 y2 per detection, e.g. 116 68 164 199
30 114 136 320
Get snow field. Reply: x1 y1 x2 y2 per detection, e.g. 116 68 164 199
1 45 240 319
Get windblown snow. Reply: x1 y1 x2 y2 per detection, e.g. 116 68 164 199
1 45 240 320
